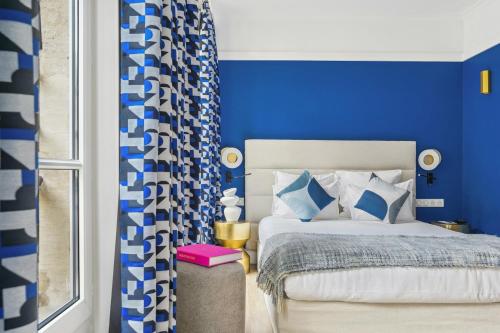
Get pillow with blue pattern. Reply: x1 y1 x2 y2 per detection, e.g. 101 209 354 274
352 174 410 224
276 170 335 222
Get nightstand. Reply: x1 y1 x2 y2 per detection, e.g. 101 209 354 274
215 221 250 273
431 221 470 234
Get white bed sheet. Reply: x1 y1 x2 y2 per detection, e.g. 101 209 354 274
258 216 500 303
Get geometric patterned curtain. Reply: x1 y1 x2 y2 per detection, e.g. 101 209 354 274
199 0 222 244
0 0 41 331
119 0 221 331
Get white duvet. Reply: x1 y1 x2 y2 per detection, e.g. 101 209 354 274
259 216 500 303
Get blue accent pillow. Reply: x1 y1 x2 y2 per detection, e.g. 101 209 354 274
354 190 388 220
276 171 335 222
354 175 410 224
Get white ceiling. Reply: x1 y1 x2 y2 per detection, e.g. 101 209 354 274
212 0 484 19
211 0 499 61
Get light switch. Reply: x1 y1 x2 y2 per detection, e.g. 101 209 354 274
416 199 445 208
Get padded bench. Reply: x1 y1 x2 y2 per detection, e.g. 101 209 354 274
177 261 246 333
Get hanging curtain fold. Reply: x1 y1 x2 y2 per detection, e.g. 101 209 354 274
199 0 222 243
0 0 41 331
119 0 221 331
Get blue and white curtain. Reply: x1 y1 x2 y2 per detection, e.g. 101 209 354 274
0 0 41 331
119 0 221 331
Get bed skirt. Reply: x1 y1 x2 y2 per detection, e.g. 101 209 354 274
264 294 500 333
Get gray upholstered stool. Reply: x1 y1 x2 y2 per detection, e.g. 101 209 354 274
177 261 245 333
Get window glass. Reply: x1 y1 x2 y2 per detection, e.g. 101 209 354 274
39 0 72 160
37 0 80 327
38 169 78 322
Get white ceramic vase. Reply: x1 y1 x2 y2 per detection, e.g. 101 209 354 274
221 187 241 222
223 188 237 197
221 196 239 207
224 206 242 222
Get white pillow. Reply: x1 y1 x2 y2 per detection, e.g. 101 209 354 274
345 178 415 223
336 170 402 216
348 176 409 224
394 179 415 221
272 171 340 220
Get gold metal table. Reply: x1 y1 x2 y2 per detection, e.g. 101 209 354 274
215 221 250 273
431 221 470 233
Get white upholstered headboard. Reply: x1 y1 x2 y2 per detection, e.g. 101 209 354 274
244 139 416 223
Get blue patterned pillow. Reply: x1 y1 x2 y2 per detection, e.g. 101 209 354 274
276 171 335 222
353 175 410 224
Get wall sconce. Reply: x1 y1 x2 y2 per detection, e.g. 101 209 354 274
418 149 442 185
221 147 251 183
481 70 491 95
221 147 243 169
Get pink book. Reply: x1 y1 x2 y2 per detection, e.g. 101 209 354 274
177 244 242 267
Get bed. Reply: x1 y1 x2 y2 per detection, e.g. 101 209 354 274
244 139 500 333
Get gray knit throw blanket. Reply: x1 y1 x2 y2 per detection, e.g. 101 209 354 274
257 233 500 311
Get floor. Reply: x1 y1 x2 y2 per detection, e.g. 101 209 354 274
246 266 273 333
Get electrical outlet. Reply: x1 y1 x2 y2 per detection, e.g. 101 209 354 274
237 198 245 206
416 199 445 208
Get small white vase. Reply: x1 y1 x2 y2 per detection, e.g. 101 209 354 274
224 206 242 222
223 188 237 197
221 195 239 207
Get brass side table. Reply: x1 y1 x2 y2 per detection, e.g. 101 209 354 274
431 221 470 234
215 221 250 273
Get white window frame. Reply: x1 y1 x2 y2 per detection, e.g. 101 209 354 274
39 0 92 331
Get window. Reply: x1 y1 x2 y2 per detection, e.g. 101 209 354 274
38 0 81 328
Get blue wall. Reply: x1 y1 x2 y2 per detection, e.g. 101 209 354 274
219 61 464 221
463 44 500 235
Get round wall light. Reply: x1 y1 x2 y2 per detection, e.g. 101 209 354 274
418 149 442 185
221 147 243 169
418 149 442 171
